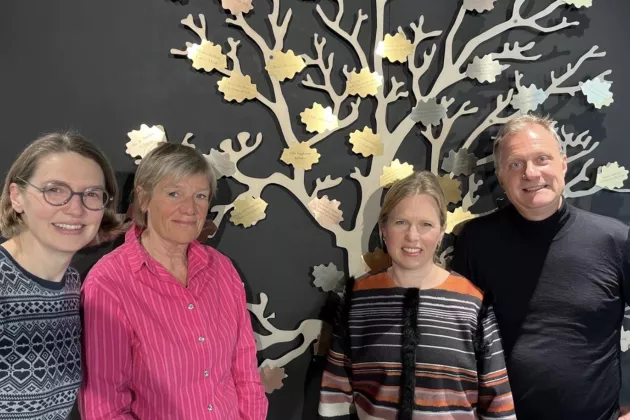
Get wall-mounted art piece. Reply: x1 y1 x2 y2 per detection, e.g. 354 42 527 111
123 0 629 393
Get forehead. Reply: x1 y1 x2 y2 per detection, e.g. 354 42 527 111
157 173 210 189
502 124 560 156
31 152 105 187
390 194 440 218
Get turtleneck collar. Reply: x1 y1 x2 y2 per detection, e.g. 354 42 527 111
507 198 576 240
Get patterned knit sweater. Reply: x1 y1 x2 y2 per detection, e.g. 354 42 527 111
318 271 516 419
0 247 81 420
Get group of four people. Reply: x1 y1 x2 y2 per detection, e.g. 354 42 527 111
0 113 628 420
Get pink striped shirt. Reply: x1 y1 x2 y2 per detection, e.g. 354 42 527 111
79 225 268 419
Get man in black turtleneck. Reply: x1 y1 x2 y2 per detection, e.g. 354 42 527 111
451 114 630 420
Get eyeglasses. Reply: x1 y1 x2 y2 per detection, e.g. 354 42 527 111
17 177 112 211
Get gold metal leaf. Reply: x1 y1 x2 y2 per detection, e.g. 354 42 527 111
362 247 391 273
230 196 268 228
260 366 286 394
308 196 344 227
188 41 227 72
217 71 258 103
280 142 321 170
346 67 383 98
300 103 339 133
380 159 414 188
437 175 462 205
348 127 383 158
221 0 254 15
376 33 414 63
265 50 306 82
125 124 167 162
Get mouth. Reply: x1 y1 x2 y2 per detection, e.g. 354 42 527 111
402 247 422 256
173 220 197 226
522 185 547 193
52 223 85 234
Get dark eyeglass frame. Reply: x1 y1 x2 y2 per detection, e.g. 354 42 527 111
16 177 112 211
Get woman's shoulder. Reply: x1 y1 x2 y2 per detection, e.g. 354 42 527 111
435 271 484 301
352 270 395 292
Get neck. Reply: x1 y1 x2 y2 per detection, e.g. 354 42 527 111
518 196 563 221
388 262 445 289
1 233 72 282
140 229 188 272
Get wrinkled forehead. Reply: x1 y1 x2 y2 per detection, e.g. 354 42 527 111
501 125 562 157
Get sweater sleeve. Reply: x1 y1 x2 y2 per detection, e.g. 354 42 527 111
476 305 516 419
451 224 479 287
318 281 357 419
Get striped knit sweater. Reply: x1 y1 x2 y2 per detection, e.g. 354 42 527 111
318 271 516 419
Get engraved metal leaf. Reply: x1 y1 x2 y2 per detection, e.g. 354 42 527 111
510 84 548 114
441 149 477 176
581 78 614 109
312 263 345 293
466 55 505 83
260 366 286 394
562 0 592 8
409 98 447 126
205 149 236 179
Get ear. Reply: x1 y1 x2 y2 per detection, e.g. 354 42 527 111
136 188 149 213
561 153 568 177
9 183 24 214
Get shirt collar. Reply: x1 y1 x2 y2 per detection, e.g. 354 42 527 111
125 223 211 278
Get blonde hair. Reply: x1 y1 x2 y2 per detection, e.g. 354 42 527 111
493 113 564 171
132 143 217 229
378 171 447 229
0 131 121 243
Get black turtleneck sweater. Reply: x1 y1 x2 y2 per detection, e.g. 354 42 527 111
451 200 630 420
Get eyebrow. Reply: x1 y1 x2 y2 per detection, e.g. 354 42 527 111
42 179 106 189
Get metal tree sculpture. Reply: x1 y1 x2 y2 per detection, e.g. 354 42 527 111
125 0 628 392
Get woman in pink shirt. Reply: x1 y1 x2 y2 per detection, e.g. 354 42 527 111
79 143 268 419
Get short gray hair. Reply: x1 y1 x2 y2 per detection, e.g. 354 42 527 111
132 143 217 229
493 114 564 171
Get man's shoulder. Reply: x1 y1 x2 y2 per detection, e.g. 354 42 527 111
573 205 628 232
456 205 511 236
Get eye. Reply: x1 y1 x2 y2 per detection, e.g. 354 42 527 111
394 220 406 225
196 193 208 200
168 191 179 198
508 161 522 170
538 155 550 163
422 222 433 227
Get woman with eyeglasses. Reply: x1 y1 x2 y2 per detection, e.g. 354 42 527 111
0 132 121 420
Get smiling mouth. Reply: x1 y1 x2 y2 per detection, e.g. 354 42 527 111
402 247 421 254
53 223 83 230
523 185 547 192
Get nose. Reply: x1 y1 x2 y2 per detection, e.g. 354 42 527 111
179 196 197 215
405 224 420 241
63 194 86 217
523 161 541 179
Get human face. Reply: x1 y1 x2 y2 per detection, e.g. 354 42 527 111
497 124 567 221
143 173 210 246
381 194 444 273
9 152 106 255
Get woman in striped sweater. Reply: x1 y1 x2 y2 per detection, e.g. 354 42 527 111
318 171 515 420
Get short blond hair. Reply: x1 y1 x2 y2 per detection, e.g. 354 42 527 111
132 143 217 229
0 132 121 242
378 171 447 229
493 114 564 171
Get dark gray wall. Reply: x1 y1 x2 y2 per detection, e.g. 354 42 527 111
1 0 629 419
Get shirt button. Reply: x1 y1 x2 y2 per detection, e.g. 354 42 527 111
207 404 213 411
188 303 194 310
198 336 205 342
204 370 209 377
